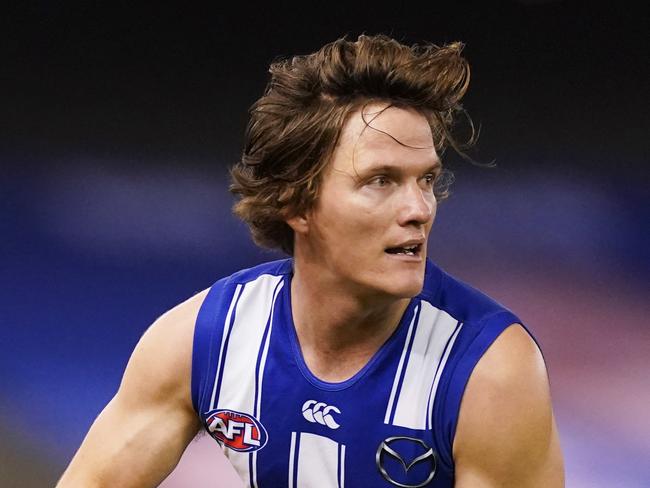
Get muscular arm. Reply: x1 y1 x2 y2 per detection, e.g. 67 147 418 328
453 324 565 488
57 289 210 488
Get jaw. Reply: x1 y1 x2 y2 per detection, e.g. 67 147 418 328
294 233 428 300
361 252 427 299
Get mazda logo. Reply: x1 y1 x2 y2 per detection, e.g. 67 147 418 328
376 436 437 487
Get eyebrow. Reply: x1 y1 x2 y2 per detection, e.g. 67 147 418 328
360 159 442 174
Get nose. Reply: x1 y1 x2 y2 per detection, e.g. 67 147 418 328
397 181 435 227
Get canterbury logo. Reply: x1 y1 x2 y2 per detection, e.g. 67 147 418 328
301 400 341 429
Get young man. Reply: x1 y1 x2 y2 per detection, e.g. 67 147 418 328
58 35 564 487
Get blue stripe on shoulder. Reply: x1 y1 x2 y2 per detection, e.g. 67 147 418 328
227 258 293 284
191 277 230 413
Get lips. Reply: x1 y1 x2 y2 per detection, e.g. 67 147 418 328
385 237 425 257
385 243 422 256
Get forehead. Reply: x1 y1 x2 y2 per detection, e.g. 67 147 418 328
331 103 439 171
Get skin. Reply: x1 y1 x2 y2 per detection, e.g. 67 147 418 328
58 102 564 487
453 324 565 487
288 103 440 381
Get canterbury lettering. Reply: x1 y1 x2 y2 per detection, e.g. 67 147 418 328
301 400 341 429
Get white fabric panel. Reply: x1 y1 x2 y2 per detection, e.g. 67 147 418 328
384 304 420 424
339 444 346 487
221 450 249 486
427 322 462 429
296 433 342 488
210 283 243 410
392 301 459 429
214 274 283 486
216 274 284 412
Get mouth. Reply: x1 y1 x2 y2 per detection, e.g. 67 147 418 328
384 243 423 257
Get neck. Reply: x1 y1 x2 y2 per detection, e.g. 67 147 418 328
290 257 410 382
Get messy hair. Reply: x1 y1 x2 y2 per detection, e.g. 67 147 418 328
230 34 473 255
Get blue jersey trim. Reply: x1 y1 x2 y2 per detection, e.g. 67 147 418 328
191 279 229 413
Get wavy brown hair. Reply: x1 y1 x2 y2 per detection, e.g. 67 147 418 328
230 34 473 255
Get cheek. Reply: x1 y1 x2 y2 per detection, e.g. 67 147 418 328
315 196 385 248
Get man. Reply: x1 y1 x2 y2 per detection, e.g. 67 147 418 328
58 34 564 487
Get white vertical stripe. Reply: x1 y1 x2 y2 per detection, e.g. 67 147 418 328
296 433 341 488
392 301 459 429
210 283 243 410
216 274 284 412
252 279 284 488
221 450 250 485
384 304 419 424
214 274 283 485
288 432 297 488
427 322 462 429
339 444 346 488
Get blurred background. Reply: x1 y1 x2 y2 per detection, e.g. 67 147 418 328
1 1 648 486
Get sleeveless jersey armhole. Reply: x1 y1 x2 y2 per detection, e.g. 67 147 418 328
191 279 233 415
430 310 535 474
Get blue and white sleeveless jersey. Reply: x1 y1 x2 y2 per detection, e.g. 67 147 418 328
192 258 531 487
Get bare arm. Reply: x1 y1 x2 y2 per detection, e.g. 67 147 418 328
453 324 565 488
57 289 210 488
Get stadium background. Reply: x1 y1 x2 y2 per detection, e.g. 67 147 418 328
1 2 648 486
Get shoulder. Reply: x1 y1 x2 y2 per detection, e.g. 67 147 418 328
118 288 211 407
138 288 210 360
452 324 564 486
226 258 293 285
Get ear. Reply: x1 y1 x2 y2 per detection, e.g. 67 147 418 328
285 213 309 235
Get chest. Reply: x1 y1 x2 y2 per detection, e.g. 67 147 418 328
201 318 451 487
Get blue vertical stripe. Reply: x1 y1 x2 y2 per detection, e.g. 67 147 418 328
292 433 301 487
337 443 346 488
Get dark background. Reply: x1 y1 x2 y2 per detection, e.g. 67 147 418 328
3 2 648 170
2 2 648 486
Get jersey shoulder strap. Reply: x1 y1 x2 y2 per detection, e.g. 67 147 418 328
191 259 292 414
422 261 540 473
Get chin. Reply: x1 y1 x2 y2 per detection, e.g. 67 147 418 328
392 283 424 299
375 275 424 299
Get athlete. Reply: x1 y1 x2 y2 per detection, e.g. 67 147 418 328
58 35 564 487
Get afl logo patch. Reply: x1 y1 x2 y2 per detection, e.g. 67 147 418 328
205 409 268 452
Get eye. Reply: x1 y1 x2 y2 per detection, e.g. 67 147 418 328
421 173 436 189
368 175 389 187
